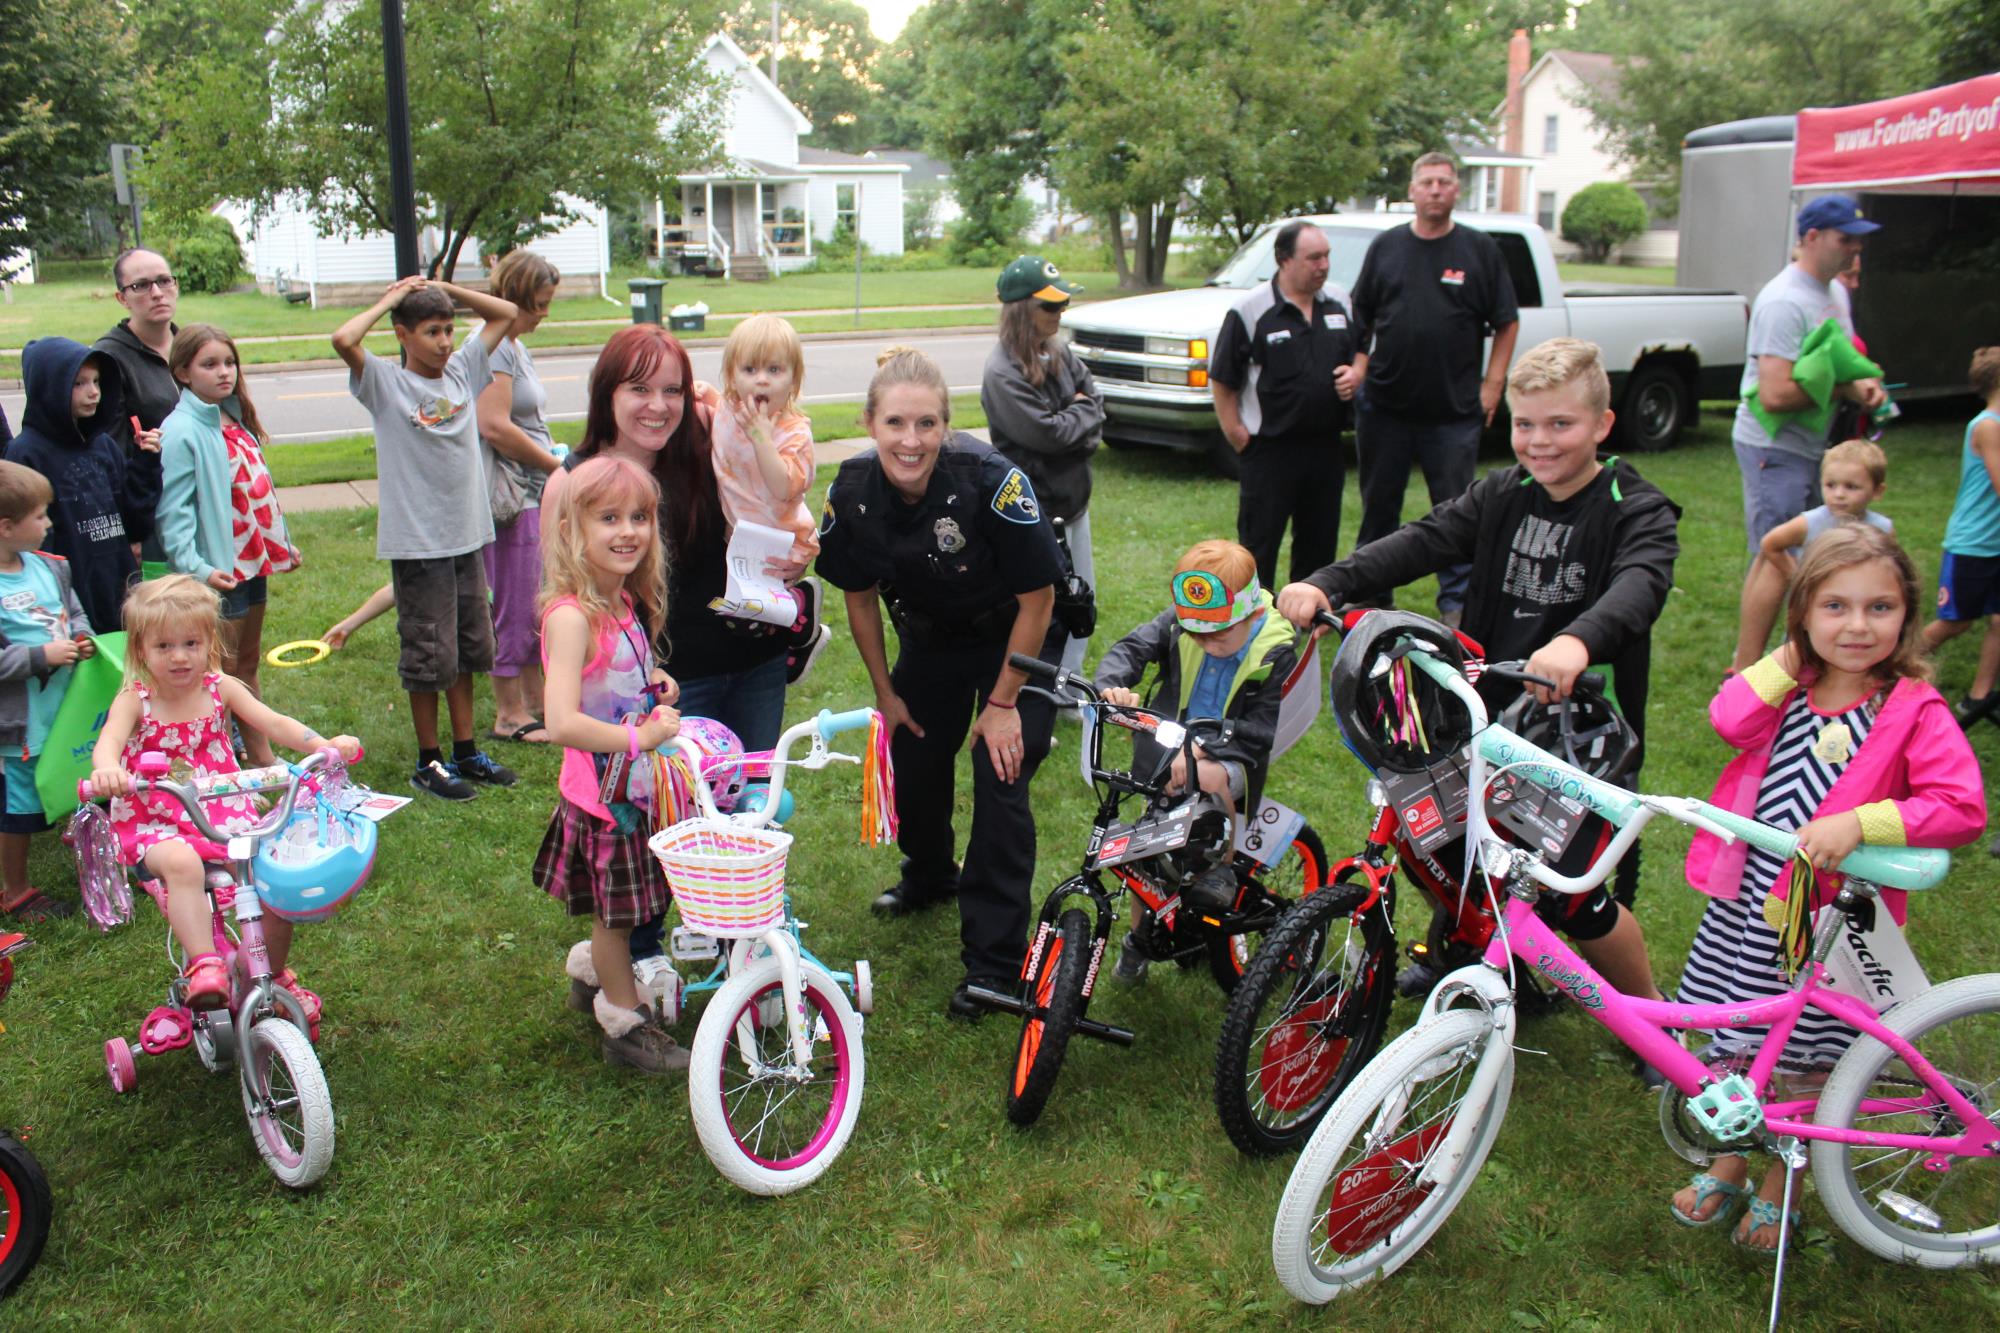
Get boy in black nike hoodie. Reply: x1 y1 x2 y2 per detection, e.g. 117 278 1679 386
4 338 145 629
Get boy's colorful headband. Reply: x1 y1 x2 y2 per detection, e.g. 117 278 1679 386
1173 570 1261 633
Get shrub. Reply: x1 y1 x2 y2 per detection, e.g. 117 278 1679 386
1560 182 1648 264
160 214 245 294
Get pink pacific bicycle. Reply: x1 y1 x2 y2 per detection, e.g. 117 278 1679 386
1271 614 1998 1325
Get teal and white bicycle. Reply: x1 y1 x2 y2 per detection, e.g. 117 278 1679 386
1270 613 1999 1325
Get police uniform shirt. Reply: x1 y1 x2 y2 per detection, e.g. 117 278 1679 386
1209 277 1357 442
814 435 1065 621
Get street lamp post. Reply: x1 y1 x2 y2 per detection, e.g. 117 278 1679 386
381 0 421 278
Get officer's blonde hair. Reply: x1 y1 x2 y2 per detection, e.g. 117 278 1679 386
1506 337 1611 416
865 345 950 423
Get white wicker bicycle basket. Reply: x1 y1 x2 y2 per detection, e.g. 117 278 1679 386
649 816 793 937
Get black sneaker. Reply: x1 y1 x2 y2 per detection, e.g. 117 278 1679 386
1112 931 1151 985
455 751 518 787
411 759 477 802
786 623 831 686
1184 864 1241 914
786 576 823 644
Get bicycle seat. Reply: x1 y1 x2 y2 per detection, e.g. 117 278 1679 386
1838 843 1950 892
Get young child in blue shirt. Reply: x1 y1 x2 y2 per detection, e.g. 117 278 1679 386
1920 348 2000 728
0 461 96 921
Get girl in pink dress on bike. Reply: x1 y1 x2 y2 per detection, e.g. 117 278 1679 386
86 576 360 1017
1672 524 1984 1250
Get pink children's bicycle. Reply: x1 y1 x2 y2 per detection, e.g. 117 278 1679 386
1270 614 1998 1326
75 749 377 1189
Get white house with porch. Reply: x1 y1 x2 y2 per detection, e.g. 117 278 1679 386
660 34 908 280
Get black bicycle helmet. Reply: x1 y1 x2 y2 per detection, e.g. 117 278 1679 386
1497 685 1640 785
1329 610 1474 774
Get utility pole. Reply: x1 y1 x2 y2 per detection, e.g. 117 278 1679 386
381 0 421 277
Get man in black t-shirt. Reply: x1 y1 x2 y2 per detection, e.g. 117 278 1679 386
1349 152 1519 626
1210 222 1359 587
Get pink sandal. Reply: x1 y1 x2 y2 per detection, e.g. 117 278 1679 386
275 969 322 1039
181 953 230 1010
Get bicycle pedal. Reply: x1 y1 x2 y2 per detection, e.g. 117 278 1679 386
1686 1073 1765 1142
669 927 720 961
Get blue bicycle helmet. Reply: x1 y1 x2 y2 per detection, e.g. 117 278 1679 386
254 798 378 923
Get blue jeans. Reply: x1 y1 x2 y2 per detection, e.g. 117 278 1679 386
629 653 789 962
1354 406 1481 613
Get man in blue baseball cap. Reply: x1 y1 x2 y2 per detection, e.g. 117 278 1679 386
1731 193 1887 561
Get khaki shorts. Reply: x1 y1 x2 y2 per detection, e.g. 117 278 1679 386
390 553 495 692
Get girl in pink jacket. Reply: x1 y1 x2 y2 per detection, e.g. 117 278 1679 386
1671 524 1985 1251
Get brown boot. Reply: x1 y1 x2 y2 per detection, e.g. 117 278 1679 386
593 993 690 1075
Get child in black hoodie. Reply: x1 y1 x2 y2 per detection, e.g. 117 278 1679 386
4 338 147 629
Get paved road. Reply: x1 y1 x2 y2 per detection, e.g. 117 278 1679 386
2 330 998 445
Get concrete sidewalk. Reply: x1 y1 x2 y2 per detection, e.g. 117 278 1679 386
273 432 946 513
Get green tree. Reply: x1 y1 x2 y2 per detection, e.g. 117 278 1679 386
719 0 885 153
0 0 137 259
1924 0 2000 83
1573 0 1931 206
145 0 725 280
1560 180 1647 261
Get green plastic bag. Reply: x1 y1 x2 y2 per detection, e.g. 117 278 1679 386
140 561 169 582
36 632 126 821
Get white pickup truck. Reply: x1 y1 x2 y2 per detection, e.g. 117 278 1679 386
1064 212 1748 473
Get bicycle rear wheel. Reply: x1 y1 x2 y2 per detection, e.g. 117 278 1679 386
1005 908 1092 1127
689 955 864 1196
1812 973 2000 1267
1207 823 1328 995
1214 872 1393 1156
1272 1007 1510 1304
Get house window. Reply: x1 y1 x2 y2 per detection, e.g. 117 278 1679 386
1481 168 1499 213
1537 190 1557 231
1543 114 1559 155
835 183 858 237
762 192 778 228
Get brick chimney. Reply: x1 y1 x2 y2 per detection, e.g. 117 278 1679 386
1501 28 1530 213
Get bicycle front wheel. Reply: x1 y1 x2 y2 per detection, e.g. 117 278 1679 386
689 955 864 1196
240 1018 335 1189
0 1131 51 1296
1812 973 2000 1266
1214 873 1392 1156
1208 822 1329 995
1272 1007 1510 1304
1005 908 1092 1127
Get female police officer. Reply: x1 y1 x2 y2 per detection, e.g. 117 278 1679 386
815 346 1067 1018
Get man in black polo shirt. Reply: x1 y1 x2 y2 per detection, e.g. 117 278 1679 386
1210 221 1358 588
1350 152 1519 626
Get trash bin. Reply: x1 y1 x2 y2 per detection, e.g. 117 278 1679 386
627 277 665 325
668 311 706 333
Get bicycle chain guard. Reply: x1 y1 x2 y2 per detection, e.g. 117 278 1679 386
1686 1073 1765 1143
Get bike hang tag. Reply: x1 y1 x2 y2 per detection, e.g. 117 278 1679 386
1233 796 1306 869
1377 753 1471 856
1487 770 1589 859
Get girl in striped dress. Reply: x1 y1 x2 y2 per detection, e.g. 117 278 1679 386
1671 525 1986 1251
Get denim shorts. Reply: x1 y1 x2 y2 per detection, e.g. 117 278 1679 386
219 574 269 621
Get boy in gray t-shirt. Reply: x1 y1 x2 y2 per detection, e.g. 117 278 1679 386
334 276 521 801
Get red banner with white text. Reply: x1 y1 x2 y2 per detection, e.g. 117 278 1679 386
1794 72 2000 190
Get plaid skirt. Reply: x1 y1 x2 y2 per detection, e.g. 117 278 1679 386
531 798 670 929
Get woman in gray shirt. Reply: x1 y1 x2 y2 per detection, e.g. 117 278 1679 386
477 250 567 743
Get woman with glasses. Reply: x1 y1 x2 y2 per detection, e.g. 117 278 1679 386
980 256 1103 684
93 248 180 560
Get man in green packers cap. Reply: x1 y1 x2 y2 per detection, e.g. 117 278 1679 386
982 255 1104 683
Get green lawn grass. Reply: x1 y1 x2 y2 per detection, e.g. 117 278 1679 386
5 406 1998 1326
1557 262 1677 287
262 396 990 488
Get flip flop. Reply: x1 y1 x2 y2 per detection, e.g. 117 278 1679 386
1669 1171 1750 1229
491 719 549 744
1731 1197 1803 1255
0 889 77 923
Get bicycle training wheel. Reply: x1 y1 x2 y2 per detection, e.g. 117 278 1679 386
689 955 864 1195
1214 871 1394 1156
1207 822 1328 995
1272 1007 1511 1304
1005 908 1092 1128
239 1018 335 1189
1812 973 2000 1267
0 1132 52 1296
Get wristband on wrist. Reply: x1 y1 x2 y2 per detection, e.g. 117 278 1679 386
625 721 640 760
987 697 1017 711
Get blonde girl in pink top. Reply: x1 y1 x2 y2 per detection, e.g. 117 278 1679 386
1671 524 1985 1251
533 455 688 1073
